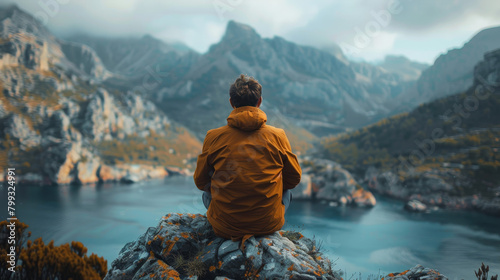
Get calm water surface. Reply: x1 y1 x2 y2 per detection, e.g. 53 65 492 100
2 176 499 280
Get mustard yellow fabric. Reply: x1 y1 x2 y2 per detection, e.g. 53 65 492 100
194 106 302 241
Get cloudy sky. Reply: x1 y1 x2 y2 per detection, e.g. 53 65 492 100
5 0 500 64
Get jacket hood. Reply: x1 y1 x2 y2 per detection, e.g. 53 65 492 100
227 106 267 131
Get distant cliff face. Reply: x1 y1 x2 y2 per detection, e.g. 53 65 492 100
0 5 111 81
294 158 376 208
377 55 429 81
0 5 201 185
68 34 199 79
397 26 500 109
319 49 500 216
2 4 499 187
0 5 436 150
150 20 418 137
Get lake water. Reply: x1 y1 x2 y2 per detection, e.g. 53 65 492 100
3 176 500 280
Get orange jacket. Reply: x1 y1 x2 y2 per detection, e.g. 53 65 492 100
194 106 302 241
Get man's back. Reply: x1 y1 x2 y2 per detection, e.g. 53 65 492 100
194 105 302 240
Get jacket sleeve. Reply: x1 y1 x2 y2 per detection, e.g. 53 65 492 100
194 131 213 191
280 130 302 190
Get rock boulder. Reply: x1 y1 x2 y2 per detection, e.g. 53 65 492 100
383 264 448 280
104 213 342 280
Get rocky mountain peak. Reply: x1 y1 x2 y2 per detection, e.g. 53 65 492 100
467 26 500 44
474 48 500 87
220 20 261 45
140 33 170 51
378 55 429 81
140 33 194 55
0 4 22 21
0 4 50 38
401 25 500 106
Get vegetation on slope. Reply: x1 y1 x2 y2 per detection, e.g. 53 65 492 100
0 219 107 280
319 86 500 196
96 128 201 168
0 67 202 176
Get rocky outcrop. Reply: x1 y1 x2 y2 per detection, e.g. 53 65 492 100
474 48 500 88
104 213 342 280
0 7 201 186
0 6 201 185
59 40 112 81
367 170 500 216
105 213 450 280
366 170 455 201
165 166 192 177
0 5 111 82
0 82 194 185
0 5 56 72
68 34 198 78
3 114 40 148
382 264 447 280
293 158 376 207
101 164 169 183
397 26 500 108
404 200 427 212
40 140 96 185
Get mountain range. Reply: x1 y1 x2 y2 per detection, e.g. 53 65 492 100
1 4 499 188
393 26 500 113
319 48 500 215
0 5 201 185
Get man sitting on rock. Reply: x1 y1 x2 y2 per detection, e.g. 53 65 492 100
194 74 302 248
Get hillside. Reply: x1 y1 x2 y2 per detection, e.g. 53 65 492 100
0 5 436 162
0 5 201 185
68 34 200 83
377 55 429 81
395 26 500 112
94 20 422 140
318 49 500 215
2 4 499 187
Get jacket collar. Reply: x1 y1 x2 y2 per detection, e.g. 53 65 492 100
227 106 267 131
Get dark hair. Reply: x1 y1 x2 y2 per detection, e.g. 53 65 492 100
229 74 262 108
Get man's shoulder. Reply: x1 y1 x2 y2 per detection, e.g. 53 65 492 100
204 125 231 143
206 125 230 136
205 124 287 141
262 124 286 137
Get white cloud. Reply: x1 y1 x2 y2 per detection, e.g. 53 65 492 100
3 0 500 63
344 31 398 62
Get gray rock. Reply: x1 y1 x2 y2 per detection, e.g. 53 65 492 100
384 264 448 280
290 174 313 199
60 40 113 81
218 240 240 257
2 114 41 148
301 158 376 207
104 213 341 280
404 200 427 212
130 258 180 280
121 174 141 184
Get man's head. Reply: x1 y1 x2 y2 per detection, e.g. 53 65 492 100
229 74 262 108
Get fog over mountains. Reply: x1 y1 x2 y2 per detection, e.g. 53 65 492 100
1 4 500 185
76 20 427 136
68 16 500 137
395 25 500 113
